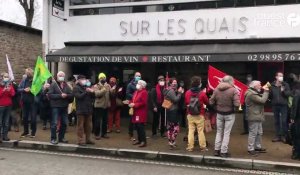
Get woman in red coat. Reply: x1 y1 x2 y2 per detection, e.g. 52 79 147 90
129 80 148 147
0 72 15 142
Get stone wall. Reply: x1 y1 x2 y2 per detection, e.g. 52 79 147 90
0 22 42 82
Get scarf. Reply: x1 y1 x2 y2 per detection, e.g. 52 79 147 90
156 84 164 104
190 87 200 93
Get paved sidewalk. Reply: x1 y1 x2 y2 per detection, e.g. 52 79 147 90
5 119 297 164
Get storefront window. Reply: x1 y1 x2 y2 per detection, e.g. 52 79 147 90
255 0 275 5
276 0 298 4
115 6 132 13
132 6 147 12
70 8 100 16
70 0 99 6
99 7 115 14
236 0 255 7
217 0 235 8
197 1 217 9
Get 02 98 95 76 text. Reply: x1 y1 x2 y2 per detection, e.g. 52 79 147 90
247 53 300 62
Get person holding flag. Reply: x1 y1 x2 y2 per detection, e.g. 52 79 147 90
48 71 73 144
18 68 35 138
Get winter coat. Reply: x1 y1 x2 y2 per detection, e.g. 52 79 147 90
185 88 209 116
291 90 300 121
163 88 182 122
270 81 291 106
150 85 164 109
48 81 73 108
18 78 34 104
245 88 269 122
73 84 94 115
93 82 111 109
0 83 15 106
126 79 137 100
131 88 148 124
109 85 123 111
209 82 240 115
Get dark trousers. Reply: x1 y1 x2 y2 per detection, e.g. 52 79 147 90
0 106 11 139
77 114 92 144
273 105 288 138
242 105 249 133
51 107 68 141
293 120 300 158
135 123 146 143
22 103 37 135
40 105 51 127
94 108 108 137
152 107 166 136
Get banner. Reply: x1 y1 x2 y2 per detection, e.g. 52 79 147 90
208 65 248 104
6 54 14 81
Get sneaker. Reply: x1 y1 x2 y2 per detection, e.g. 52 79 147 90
138 142 146 147
248 150 258 156
186 148 193 152
214 150 221 157
30 134 36 138
200 147 209 152
50 140 58 145
20 133 30 138
95 136 101 140
58 139 68 143
220 152 231 158
255 148 267 153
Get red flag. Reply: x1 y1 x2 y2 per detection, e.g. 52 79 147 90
208 65 248 104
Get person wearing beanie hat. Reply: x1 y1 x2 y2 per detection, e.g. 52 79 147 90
129 79 148 147
92 72 111 140
150 75 166 137
108 77 123 133
73 75 95 146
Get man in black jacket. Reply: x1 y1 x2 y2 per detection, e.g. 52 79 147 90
73 75 95 146
48 71 73 144
150 75 166 137
291 83 300 160
270 72 291 143
18 68 36 138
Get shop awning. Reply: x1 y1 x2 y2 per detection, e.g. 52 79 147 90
46 42 300 63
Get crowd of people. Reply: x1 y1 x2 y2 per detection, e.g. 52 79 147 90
0 68 300 160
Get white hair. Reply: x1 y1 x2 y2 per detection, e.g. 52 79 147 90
222 75 234 85
249 80 261 88
138 80 147 88
57 71 65 77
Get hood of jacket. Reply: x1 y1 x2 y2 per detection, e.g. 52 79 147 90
216 82 234 91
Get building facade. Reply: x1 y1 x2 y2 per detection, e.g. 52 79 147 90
0 20 42 82
44 0 300 88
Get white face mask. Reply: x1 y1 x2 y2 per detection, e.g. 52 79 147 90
159 81 165 86
136 84 142 90
81 80 87 85
277 77 284 82
58 77 65 82
3 78 9 82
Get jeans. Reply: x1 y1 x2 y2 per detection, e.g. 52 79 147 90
22 103 37 135
77 114 92 144
215 113 235 154
248 121 263 151
272 105 288 138
0 106 11 139
152 106 166 136
94 108 108 137
187 114 206 150
51 107 68 141
135 123 146 143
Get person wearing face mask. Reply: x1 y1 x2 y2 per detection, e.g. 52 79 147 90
48 71 74 144
150 75 166 137
93 73 111 140
18 68 36 138
73 75 95 146
245 81 270 156
126 72 142 141
241 74 253 135
108 77 123 133
163 78 184 149
129 80 148 147
270 72 291 143
0 72 15 142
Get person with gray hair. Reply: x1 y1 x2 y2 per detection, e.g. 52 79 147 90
245 80 270 156
209 75 240 158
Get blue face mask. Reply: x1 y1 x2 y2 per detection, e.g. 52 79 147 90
135 76 141 82
86 82 91 87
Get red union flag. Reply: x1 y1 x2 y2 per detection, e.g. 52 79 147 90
208 65 248 104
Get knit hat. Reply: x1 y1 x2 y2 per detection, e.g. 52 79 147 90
157 75 164 81
98 73 106 79
138 80 147 88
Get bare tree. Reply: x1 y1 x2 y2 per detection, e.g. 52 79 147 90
18 0 34 27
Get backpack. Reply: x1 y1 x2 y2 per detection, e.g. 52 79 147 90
188 92 201 115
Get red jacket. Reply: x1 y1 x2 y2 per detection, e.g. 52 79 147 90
0 84 16 106
185 89 208 116
131 88 148 123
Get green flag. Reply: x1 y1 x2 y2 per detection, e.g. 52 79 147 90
31 56 52 96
